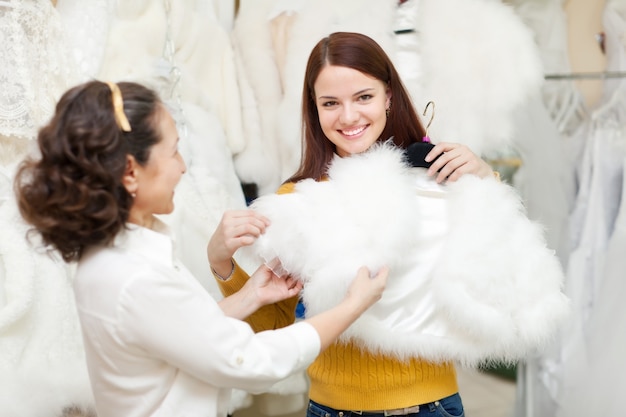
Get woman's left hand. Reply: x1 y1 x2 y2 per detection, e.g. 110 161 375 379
425 142 494 183
247 263 303 307
219 263 303 319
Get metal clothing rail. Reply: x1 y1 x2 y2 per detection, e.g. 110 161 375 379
545 71 626 80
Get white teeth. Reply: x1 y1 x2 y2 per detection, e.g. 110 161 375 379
342 126 365 136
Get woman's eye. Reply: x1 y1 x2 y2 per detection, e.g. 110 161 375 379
322 100 337 107
358 94 373 101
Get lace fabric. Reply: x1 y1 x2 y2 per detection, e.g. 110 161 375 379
0 0 77 141
56 0 111 82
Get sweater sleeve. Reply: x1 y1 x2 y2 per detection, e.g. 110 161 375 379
215 260 299 332
214 259 251 297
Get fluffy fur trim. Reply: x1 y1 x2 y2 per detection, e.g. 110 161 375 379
249 144 569 365
250 143 416 283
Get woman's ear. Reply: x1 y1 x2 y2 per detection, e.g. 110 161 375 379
385 88 392 109
121 155 139 196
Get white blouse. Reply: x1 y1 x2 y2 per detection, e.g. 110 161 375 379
74 219 320 417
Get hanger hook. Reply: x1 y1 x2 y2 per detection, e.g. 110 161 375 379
423 101 435 130
422 101 435 142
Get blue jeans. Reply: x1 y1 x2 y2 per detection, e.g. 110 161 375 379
306 393 464 417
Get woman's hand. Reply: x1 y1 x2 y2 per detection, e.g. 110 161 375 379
425 142 494 183
303 266 388 351
207 210 270 278
247 262 303 306
343 266 389 315
218 263 302 319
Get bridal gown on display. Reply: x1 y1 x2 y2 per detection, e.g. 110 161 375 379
556 97 626 417
557 100 626 407
556 155 626 415
504 1 626 416
572 154 626 414
554 1 626 414
0 2 106 415
557 86 626 417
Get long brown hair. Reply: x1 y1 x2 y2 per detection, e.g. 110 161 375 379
287 31 426 183
14 81 162 262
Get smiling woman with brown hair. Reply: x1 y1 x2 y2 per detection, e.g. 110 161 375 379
208 32 500 417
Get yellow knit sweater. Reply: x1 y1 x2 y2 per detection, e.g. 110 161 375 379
215 182 458 411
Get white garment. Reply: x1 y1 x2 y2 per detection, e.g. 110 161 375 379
56 0 111 81
0 0 77 141
248 144 569 366
558 156 626 415
74 219 320 417
0 3 109 416
415 0 543 155
511 94 573 266
555 2 626 413
0 195 93 417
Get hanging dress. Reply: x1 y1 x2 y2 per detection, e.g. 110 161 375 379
553 3 626 416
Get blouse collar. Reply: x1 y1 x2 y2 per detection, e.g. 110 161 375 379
113 217 176 268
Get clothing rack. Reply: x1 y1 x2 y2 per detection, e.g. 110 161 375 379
545 71 626 80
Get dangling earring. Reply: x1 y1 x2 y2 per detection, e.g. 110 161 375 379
386 100 392 118
131 192 137 198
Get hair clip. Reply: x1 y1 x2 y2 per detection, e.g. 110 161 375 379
105 82 132 132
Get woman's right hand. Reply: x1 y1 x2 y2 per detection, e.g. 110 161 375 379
207 210 270 277
344 266 388 315
304 266 388 351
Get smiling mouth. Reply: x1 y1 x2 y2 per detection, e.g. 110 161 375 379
341 125 367 137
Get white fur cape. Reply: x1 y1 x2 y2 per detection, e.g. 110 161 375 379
248 144 570 366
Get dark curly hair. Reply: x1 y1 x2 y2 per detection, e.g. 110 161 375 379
14 80 162 262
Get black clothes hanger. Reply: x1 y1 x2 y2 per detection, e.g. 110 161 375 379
406 141 437 168
404 101 439 168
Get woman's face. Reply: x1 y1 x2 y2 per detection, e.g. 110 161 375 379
314 65 391 157
129 107 186 226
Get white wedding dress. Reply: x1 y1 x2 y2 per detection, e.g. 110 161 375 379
554 1 626 415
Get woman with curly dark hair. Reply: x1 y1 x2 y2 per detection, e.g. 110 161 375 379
14 80 387 417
